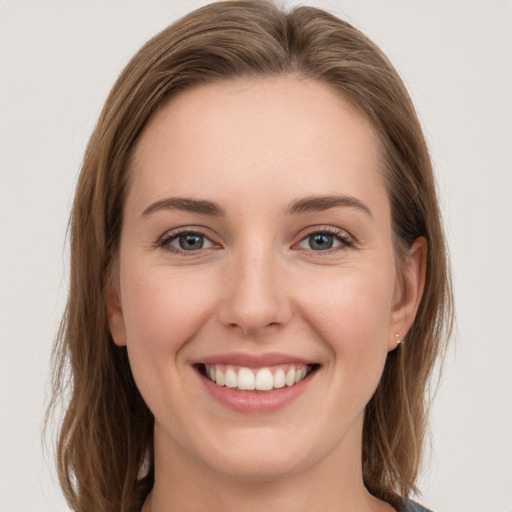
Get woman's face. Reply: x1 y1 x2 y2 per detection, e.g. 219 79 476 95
108 77 423 482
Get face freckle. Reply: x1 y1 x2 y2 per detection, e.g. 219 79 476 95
108 76 409 484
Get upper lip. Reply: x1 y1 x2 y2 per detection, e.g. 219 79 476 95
195 352 317 368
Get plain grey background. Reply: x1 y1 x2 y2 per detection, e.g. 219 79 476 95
1 1 511 510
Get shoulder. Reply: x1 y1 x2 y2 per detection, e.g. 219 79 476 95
401 500 434 512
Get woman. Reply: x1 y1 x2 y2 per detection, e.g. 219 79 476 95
48 1 453 511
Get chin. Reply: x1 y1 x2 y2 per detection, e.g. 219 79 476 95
190 424 325 483
208 449 308 483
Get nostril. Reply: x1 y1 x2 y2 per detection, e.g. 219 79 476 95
216 276 293 334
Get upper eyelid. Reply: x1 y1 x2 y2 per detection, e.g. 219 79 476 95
293 226 356 251
159 225 216 240
296 225 354 241
158 226 220 249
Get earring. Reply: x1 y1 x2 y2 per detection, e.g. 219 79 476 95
395 333 401 345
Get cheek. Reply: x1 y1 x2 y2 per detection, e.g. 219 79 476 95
119 263 219 419
287 265 396 441
121 265 213 351
296 265 395 367
118 263 216 401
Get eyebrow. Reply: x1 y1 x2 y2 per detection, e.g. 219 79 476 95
286 195 373 218
141 197 225 217
141 194 372 219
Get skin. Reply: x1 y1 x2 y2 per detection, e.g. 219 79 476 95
107 77 426 512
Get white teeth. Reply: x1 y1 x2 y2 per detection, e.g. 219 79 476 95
295 367 307 383
255 368 273 391
238 367 255 390
224 368 238 388
285 368 296 386
215 367 225 386
204 363 312 391
273 368 286 388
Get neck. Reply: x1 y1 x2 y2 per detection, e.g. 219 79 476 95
143 418 394 512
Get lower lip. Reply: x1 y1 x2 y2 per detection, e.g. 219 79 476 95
198 369 316 414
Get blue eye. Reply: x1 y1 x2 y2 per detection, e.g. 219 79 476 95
297 230 352 251
178 233 204 250
162 231 215 252
308 233 334 250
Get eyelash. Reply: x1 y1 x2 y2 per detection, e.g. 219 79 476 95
158 228 219 254
295 226 355 253
157 226 354 255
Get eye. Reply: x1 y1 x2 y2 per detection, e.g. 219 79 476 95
296 229 353 252
160 230 216 252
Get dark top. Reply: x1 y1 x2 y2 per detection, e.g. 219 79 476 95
402 500 432 512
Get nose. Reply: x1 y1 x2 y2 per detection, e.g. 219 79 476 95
216 243 293 337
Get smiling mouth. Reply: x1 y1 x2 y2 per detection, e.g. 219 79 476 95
196 363 319 392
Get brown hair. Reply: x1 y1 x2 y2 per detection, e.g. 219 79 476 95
47 1 453 511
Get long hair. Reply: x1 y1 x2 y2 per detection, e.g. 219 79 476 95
47 2 453 510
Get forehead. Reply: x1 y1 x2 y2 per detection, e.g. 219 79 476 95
128 77 386 216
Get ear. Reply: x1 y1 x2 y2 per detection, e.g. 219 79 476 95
388 237 427 351
106 281 127 347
